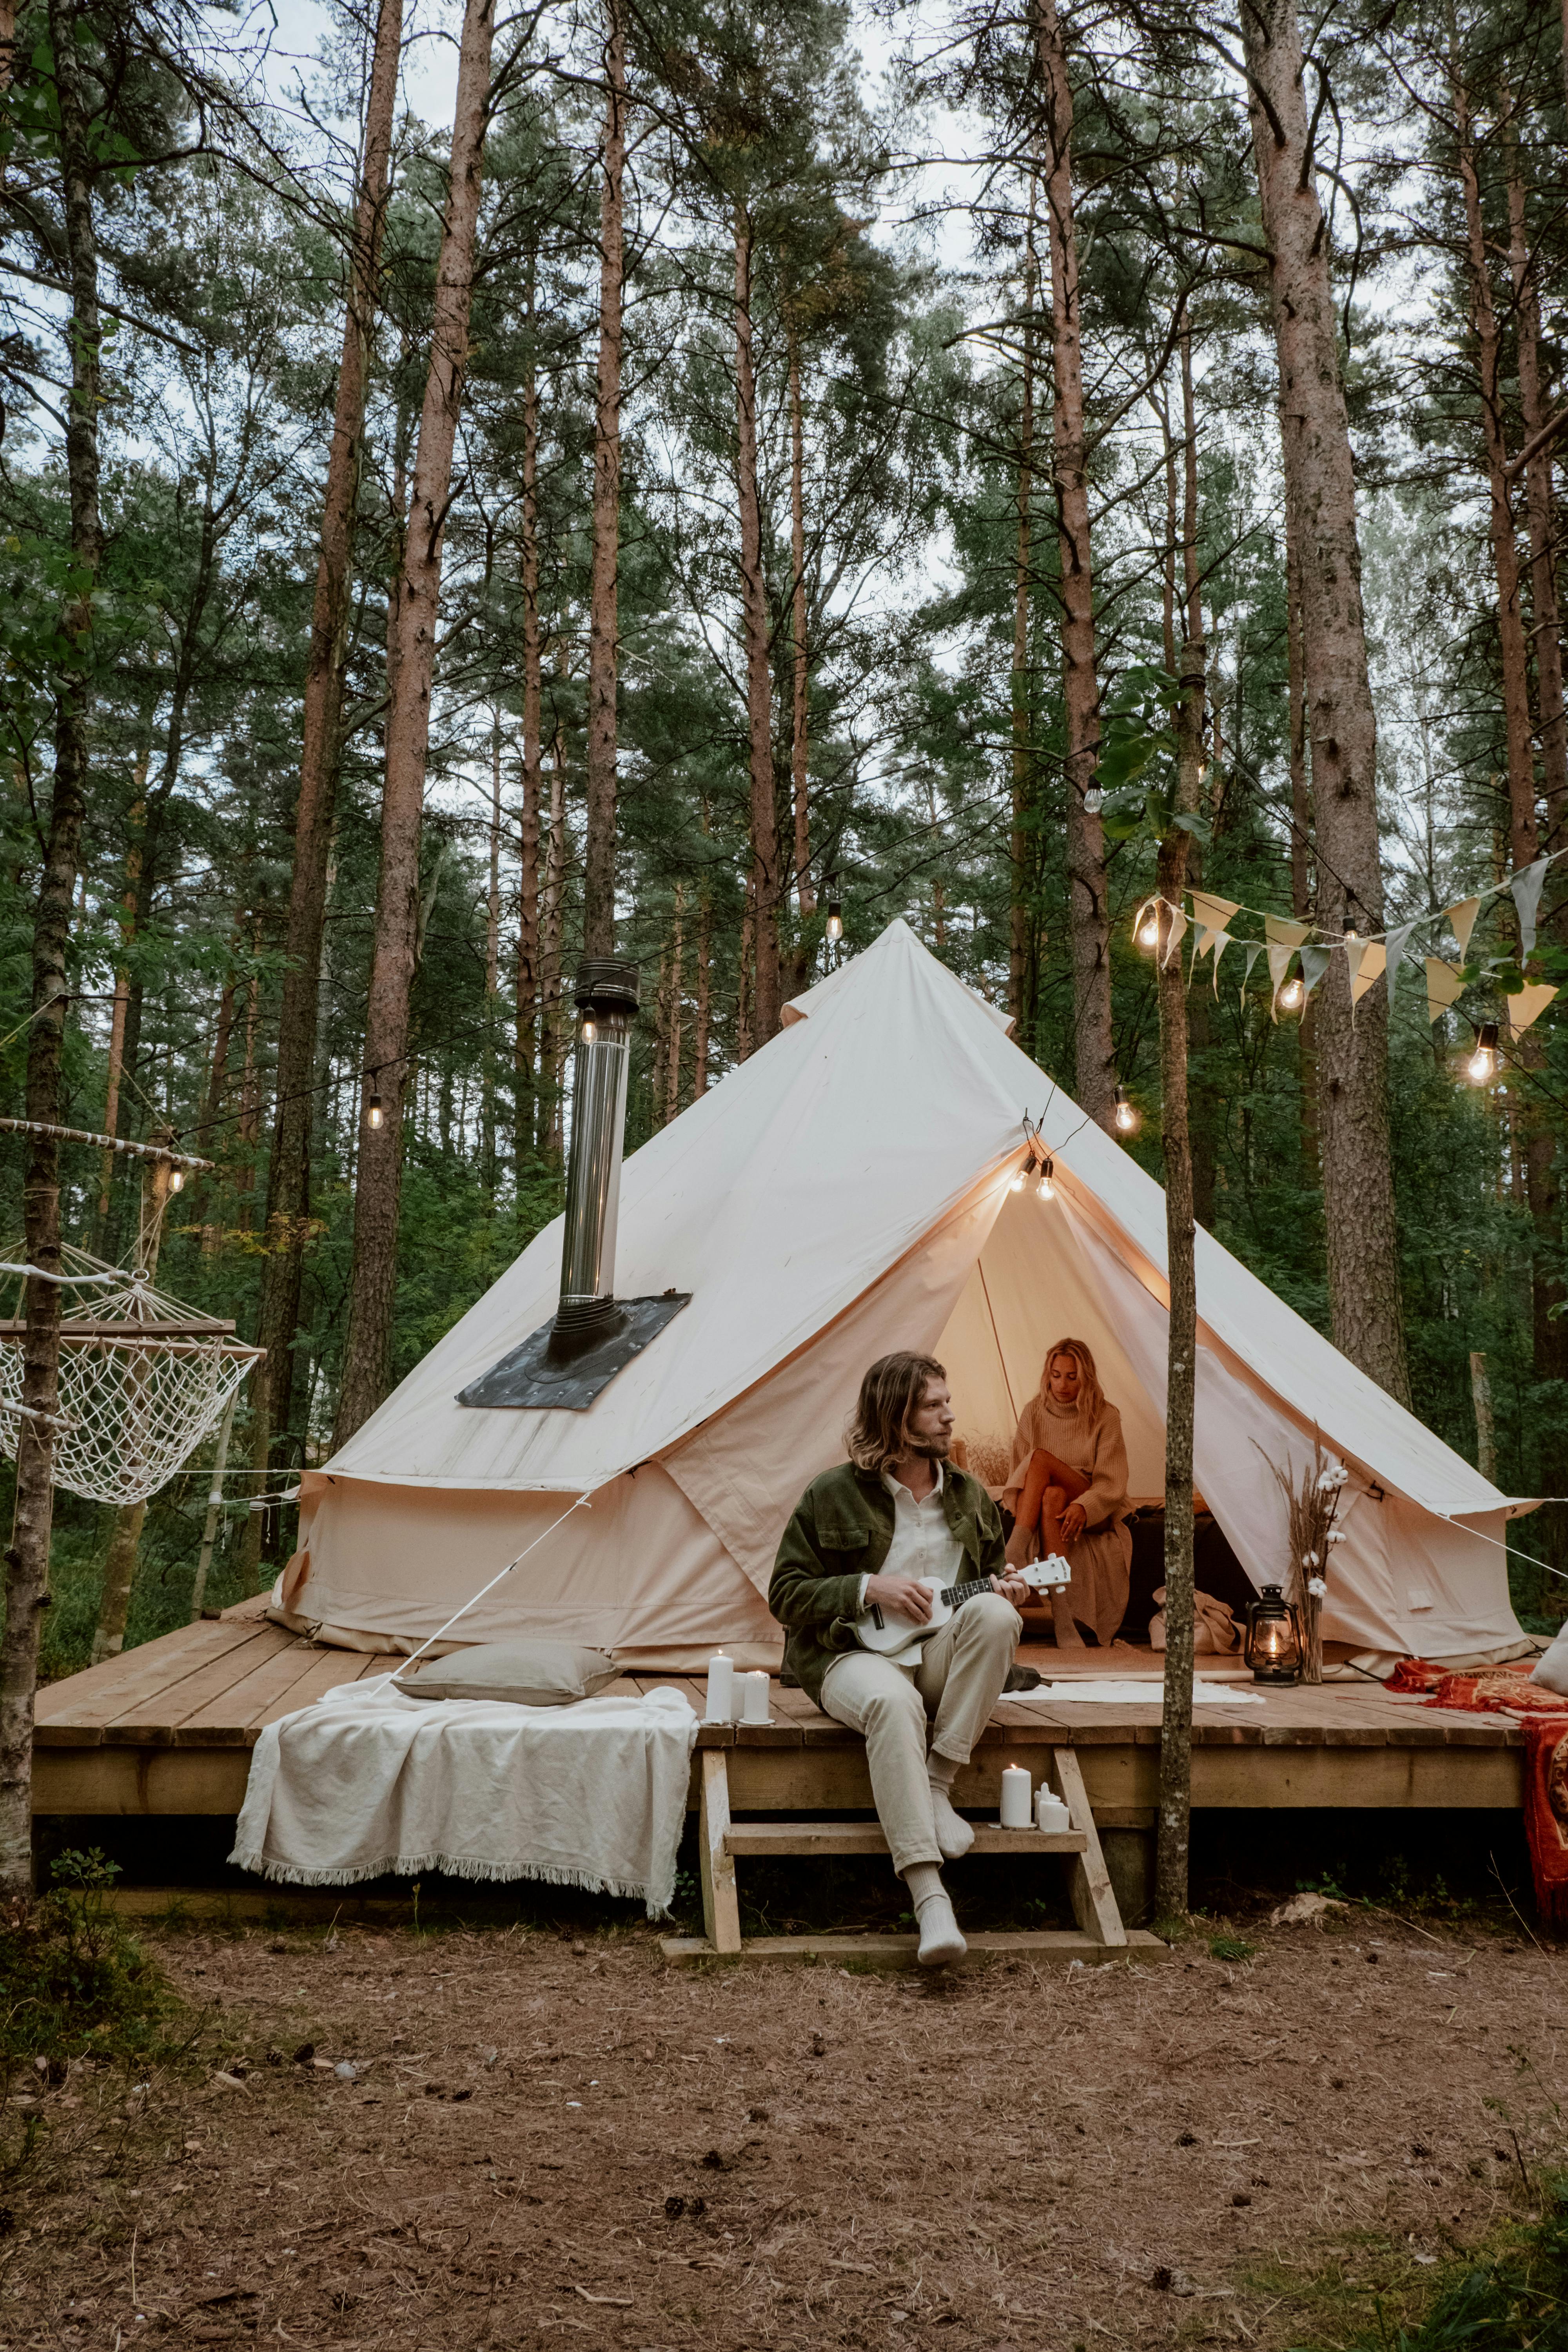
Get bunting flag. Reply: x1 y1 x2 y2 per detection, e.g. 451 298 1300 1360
1425 958 1466 1024
1191 891 1241 935
1446 896 1484 958
1240 940 1264 996
1264 913 1311 949
1207 931 1233 993
1506 982 1558 1040
1265 941 1293 1017
1512 858 1550 958
1385 918 1419 1010
1300 943 1332 998
1160 904 1187 967
1350 943 1386 1006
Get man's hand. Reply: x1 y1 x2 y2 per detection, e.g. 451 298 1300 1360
992 1572 1031 1607
863 1572 935 1624
1060 1500 1087 1546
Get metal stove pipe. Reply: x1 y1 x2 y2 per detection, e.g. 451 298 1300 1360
549 955 639 1358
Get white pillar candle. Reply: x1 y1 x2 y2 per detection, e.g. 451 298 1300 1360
1000 1764 1032 1828
740 1671 770 1726
1035 1787 1071 1834
704 1653 735 1724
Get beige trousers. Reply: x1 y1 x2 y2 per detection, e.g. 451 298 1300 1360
819 1593 1021 1874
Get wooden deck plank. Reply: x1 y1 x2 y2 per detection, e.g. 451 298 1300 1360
175 1642 385 1744
110 1624 312 1743
35 1621 277 1742
247 1648 392 1731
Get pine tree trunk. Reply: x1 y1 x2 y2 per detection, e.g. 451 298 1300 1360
515 294 542 1180
1011 181 1037 1046
94 740 149 1242
1032 0 1112 1121
666 882 684 1123
91 1155 173 1662
541 736 566 1156
1507 137 1568 863
256 0 401 1481
1242 0 1410 1406
694 835 711 1098
2 0 105 1904
1155 621 1207 1926
1285 491 1319 1181
335 0 496 1450
583 0 626 959
735 213 781 1045
788 334 813 940
1176 321 1219 1231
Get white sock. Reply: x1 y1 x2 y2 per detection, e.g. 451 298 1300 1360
926 1753 975 1858
902 1863 966 1967
903 1860 944 1909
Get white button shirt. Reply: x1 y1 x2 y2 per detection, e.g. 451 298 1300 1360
858 1459 965 1609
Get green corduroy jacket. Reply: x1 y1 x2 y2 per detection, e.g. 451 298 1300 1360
768 1459 1008 1704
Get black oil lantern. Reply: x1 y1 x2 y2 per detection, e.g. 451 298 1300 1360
1244 1584 1303 1684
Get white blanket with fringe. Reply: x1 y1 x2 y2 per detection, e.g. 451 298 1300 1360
230 1679 700 1915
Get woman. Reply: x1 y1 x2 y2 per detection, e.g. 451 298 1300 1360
1000 1338 1132 1648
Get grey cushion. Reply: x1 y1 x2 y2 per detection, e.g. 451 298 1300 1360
1531 1626 1568 1698
412 1639 618 1708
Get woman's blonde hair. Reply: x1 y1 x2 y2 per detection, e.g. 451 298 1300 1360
846 1352 947 1475
1041 1338 1103 1426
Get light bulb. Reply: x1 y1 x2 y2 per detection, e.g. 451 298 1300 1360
1279 976 1304 1012
1009 1170 1025 1194
825 899 844 943
167 1167 184 1193
1466 1021 1499 1085
1113 1087 1138 1135
581 1017 597 1044
1343 913 1359 941
1083 786 1104 814
1137 913 1159 952
366 1093 383 1130
1036 1157 1056 1200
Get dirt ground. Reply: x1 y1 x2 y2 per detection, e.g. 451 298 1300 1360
3 1914 1564 2352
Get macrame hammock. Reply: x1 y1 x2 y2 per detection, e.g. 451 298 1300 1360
0 1121 261 1507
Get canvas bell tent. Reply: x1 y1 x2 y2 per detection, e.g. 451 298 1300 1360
275 920 1530 1673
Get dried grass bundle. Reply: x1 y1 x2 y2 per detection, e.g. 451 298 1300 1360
1256 1430 1349 1682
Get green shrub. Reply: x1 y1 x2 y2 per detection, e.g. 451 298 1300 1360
0 1849 166 2069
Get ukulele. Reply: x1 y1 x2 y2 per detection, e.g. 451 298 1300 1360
852 1555 1073 1664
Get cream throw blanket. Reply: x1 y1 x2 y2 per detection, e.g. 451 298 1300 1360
230 1679 701 1915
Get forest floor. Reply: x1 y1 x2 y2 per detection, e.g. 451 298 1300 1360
2 1904 1564 2351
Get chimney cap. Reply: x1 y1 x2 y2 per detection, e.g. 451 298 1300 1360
573 956 640 1015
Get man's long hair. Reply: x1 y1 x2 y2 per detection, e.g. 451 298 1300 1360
1041 1336 1104 1428
845 1352 946 1475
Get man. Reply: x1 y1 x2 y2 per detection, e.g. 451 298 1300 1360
769 1352 1029 1967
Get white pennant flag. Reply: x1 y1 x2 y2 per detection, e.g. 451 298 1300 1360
1511 858 1550 958
1385 919 1419 1010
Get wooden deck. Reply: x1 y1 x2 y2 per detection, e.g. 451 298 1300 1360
33 1608 1525 1824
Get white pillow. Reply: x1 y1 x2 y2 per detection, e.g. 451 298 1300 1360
1530 1625 1568 1697
410 1639 618 1707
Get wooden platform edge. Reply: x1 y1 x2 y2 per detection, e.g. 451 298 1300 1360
659 1929 1172 1969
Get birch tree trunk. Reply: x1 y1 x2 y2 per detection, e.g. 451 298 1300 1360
335 0 496 1449
583 0 626 958
1032 0 1112 1120
1242 0 1410 1406
1 0 105 1903
735 212 781 1045
255 0 401 1483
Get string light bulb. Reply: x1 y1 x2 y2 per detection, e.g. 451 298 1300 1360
1343 912 1360 942
167 1166 185 1194
1466 1022 1499 1085
1137 907 1160 952
1113 1086 1139 1135
1279 975 1305 1013
1036 1155 1056 1201
366 1092 383 1131
581 1016 598 1044
1009 1167 1026 1194
825 897 844 944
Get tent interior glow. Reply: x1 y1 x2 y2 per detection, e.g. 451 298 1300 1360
273 922 1534 1676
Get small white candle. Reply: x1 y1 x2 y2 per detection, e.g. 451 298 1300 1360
1000 1764 1032 1828
740 1670 770 1726
1035 1787 1071 1833
704 1652 735 1724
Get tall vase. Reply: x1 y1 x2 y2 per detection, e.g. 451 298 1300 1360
1301 1593 1323 1685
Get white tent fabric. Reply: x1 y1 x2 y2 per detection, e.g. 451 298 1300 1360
279 919 1528 1669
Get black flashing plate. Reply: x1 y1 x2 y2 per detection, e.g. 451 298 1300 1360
456 1292 692 1412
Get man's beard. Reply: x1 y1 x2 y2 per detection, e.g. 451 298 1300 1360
911 1433 952 1459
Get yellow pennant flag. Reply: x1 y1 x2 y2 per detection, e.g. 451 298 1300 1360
1445 897 1483 958
1350 942 1386 1005
1190 891 1240 935
1265 913 1311 949
1505 982 1557 1040
1425 958 1466 1024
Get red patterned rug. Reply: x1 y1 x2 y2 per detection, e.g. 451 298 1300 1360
1384 1657 1568 1932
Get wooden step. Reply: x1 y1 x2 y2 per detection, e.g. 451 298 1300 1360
724 1820 1086 1858
661 1929 1170 1969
